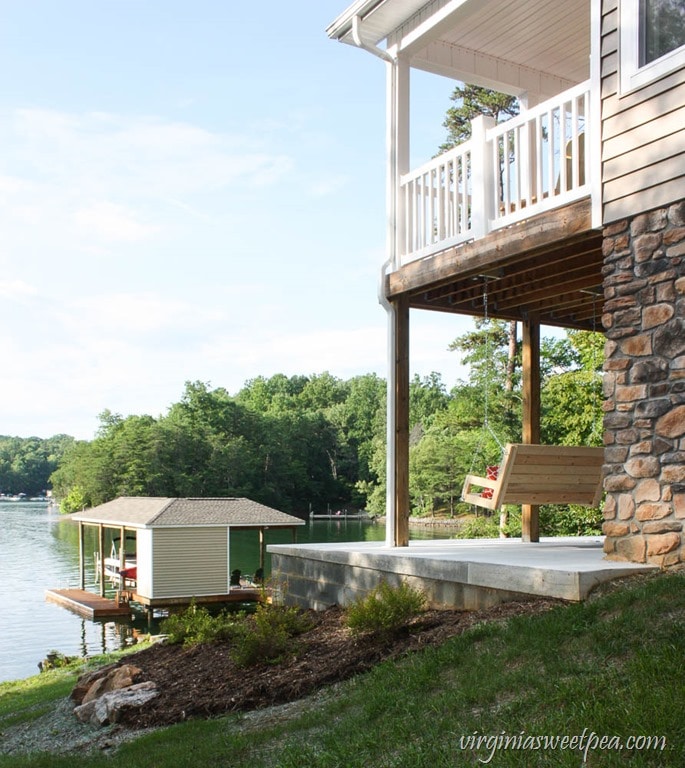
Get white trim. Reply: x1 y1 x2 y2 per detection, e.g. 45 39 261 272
620 0 685 95
591 0 603 228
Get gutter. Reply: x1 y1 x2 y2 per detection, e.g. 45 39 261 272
351 14 394 63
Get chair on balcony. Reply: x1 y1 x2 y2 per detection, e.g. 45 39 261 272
461 443 604 512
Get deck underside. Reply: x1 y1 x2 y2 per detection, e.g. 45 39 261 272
387 198 604 332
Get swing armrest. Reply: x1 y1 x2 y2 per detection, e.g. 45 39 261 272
461 474 499 511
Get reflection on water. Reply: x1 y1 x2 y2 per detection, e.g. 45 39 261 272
0 503 443 683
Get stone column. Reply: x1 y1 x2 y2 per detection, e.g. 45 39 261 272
602 201 685 565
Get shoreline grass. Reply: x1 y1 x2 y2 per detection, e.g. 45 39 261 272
1 571 684 767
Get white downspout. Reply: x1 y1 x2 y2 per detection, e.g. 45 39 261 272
351 15 394 64
351 14 400 546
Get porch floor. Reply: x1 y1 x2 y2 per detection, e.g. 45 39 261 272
268 536 658 611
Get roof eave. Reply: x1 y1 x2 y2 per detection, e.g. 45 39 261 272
326 0 390 43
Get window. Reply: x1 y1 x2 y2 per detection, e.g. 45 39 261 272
621 0 685 93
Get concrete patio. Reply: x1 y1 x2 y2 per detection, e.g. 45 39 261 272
268 536 658 611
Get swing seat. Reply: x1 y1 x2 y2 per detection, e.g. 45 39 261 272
461 443 605 511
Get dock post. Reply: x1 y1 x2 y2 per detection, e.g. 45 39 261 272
79 522 85 590
98 524 106 597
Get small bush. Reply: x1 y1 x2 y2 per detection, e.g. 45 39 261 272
230 605 313 667
161 602 243 647
345 581 427 637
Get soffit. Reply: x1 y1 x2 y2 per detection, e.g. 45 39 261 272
329 0 591 89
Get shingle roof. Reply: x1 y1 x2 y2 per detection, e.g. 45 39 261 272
70 497 305 528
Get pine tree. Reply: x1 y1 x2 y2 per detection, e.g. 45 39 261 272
439 84 519 152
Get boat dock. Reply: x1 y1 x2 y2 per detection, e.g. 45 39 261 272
45 588 133 619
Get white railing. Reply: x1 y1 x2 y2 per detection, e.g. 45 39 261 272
397 80 591 265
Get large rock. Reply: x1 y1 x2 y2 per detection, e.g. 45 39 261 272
72 663 157 726
81 664 144 704
74 681 158 725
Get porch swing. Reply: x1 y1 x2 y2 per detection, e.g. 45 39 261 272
460 279 605 513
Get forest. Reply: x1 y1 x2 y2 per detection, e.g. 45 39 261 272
2 322 605 537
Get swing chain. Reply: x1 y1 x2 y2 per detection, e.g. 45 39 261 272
465 276 505 482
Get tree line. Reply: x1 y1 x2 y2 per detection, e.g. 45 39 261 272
0 434 74 497
5 324 604 535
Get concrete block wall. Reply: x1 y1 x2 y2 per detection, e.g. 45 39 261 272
602 201 685 565
270 552 530 612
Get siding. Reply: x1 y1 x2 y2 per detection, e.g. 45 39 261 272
136 528 153 600
601 0 685 223
152 527 228 598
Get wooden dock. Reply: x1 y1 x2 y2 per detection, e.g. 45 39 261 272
45 588 133 619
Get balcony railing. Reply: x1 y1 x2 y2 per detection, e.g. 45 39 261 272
397 80 591 266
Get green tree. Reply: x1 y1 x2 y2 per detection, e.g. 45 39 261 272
439 84 519 153
0 434 73 495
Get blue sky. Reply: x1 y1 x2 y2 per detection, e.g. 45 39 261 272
0 1 469 440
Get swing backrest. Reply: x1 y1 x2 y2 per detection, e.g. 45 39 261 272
462 443 605 511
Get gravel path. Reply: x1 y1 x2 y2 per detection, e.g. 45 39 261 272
0 697 155 756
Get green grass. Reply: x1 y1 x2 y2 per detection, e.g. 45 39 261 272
2 571 684 767
0 669 77 729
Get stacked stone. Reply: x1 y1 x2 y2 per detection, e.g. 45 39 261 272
602 201 685 565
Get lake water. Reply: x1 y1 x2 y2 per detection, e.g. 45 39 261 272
0 502 442 684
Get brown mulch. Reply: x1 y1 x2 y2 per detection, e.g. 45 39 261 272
103 598 561 729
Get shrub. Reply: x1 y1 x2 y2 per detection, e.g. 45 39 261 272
161 602 243 647
345 581 427 637
230 605 313 667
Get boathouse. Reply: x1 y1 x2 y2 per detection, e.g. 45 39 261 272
68 497 304 610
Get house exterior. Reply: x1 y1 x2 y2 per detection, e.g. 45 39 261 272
70 497 304 607
328 0 685 565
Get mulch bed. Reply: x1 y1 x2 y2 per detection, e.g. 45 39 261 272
111 598 560 729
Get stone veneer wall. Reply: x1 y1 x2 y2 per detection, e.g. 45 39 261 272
602 201 685 565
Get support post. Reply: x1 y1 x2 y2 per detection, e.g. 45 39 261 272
259 528 265 570
98 524 106 597
79 522 85 590
394 295 410 547
382 52 410 547
522 317 541 542
470 114 496 238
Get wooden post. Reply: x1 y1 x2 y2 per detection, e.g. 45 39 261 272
259 528 265 570
394 295 410 546
98 524 106 597
522 317 541 542
79 522 85 590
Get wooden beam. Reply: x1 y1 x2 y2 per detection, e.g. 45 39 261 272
394 295 410 547
386 198 594 297
522 317 541 543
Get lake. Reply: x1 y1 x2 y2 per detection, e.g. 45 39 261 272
0 502 442 684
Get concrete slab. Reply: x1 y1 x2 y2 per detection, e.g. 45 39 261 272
268 536 658 610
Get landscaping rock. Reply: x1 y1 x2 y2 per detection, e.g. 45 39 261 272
74 681 158 726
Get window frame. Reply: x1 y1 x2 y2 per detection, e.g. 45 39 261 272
620 0 685 94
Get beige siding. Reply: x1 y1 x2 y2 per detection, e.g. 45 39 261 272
136 528 153 600
601 0 685 223
152 527 228 598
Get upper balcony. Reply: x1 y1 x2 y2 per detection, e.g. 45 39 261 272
329 0 603 332
399 80 591 266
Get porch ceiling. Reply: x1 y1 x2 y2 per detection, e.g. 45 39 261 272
385 198 605 332
329 0 590 96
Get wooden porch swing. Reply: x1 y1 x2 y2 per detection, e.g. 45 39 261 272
460 278 605 515
461 442 605 512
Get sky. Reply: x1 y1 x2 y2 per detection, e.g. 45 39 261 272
0 1 471 441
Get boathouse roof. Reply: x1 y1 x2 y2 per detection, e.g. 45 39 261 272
70 496 305 529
